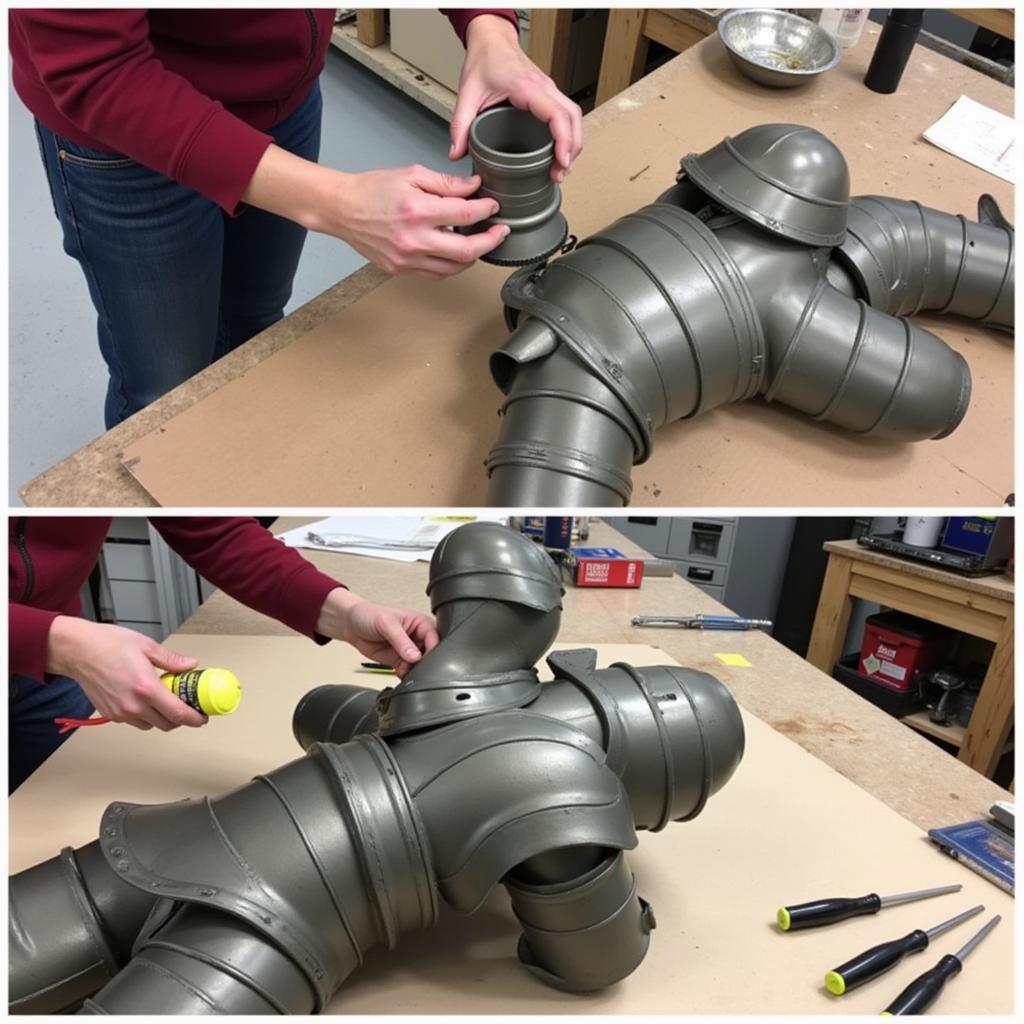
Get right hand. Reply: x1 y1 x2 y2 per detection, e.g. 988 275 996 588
46 616 208 732
242 148 510 279
326 164 510 278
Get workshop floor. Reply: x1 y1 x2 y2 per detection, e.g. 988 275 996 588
8 49 463 503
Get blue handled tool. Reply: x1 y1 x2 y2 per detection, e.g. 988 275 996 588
632 614 773 630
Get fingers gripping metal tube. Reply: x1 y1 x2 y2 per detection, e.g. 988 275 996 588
483 123 1004 506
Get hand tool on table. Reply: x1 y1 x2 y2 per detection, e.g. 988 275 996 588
631 614 773 630
776 883 962 931
880 914 1001 1015
824 904 984 995
306 531 434 551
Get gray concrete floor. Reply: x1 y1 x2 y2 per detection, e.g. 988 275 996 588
8 49 465 503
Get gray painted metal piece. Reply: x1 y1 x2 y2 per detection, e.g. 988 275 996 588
10 524 746 1014
681 124 850 246
8 842 156 1013
507 851 655 992
483 127 1006 505
835 195 1015 332
377 521 564 736
460 105 568 266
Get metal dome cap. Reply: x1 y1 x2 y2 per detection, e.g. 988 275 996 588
426 521 564 613
681 123 850 246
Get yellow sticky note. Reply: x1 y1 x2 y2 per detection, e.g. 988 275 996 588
715 653 752 668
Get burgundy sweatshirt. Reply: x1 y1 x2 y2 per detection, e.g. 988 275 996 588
9 8 518 213
9 517 345 684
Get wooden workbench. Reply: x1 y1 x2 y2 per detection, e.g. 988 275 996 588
177 519 1011 833
808 538 1014 781
21 26 1014 507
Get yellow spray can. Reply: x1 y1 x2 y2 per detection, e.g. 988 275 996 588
159 668 241 716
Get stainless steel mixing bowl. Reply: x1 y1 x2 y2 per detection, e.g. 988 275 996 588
718 9 841 88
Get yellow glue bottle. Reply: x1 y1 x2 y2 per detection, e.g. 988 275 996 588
159 668 242 716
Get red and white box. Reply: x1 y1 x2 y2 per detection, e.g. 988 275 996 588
567 547 644 588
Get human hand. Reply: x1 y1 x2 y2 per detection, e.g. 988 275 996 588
316 588 440 678
450 14 584 182
242 148 508 278
46 617 207 731
326 164 510 277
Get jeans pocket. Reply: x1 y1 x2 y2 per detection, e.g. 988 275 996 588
54 135 139 169
33 121 61 218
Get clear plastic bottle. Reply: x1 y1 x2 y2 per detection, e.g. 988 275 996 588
817 8 871 48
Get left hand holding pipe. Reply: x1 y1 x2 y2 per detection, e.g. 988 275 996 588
450 14 583 181
316 588 440 679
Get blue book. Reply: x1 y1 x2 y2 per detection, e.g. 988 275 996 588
928 820 1014 895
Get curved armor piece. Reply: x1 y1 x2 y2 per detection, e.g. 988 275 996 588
376 520 564 736
483 123 1011 506
9 527 746 1015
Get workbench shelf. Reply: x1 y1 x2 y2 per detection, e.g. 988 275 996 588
330 20 456 120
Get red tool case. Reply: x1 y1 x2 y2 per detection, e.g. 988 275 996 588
858 611 952 692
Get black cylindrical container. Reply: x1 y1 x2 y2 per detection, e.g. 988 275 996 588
864 10 925 94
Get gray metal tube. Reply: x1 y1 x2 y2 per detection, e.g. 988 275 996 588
487 202 766 505
79 739 438 1015
482 126 1009 506
460 105 568 266
715 220 972 441
293 651 746 833
836 195 1014 331
9 841 157 1013
506 850 655 992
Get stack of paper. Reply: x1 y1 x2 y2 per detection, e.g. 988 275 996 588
923 95 1014 183
275 515 507 562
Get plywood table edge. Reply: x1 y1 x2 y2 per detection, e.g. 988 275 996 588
21 264 390 507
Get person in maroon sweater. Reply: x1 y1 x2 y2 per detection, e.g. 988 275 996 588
10 9 583 426
9 517 438 791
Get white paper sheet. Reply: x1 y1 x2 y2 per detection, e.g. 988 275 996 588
922 94 1015 183
275 515 507 562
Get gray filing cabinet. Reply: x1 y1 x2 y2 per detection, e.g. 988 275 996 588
605 517 795 625
97 519 211 639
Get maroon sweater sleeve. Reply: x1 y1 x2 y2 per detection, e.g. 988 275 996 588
151 518 344 643
10 604 62 683
442 8 520 44
9 10 272 214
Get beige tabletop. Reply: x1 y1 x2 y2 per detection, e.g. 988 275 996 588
22 25 1014 507
178 518 1012 832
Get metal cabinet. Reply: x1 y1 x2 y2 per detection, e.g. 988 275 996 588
607 516 795 625
97 519 205 639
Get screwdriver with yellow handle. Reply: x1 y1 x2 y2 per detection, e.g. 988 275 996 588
824 904 983 995
880 914 1001 1015
776 883 961 932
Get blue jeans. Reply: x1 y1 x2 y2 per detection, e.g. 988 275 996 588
34 84 323 427
9 674 94 793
